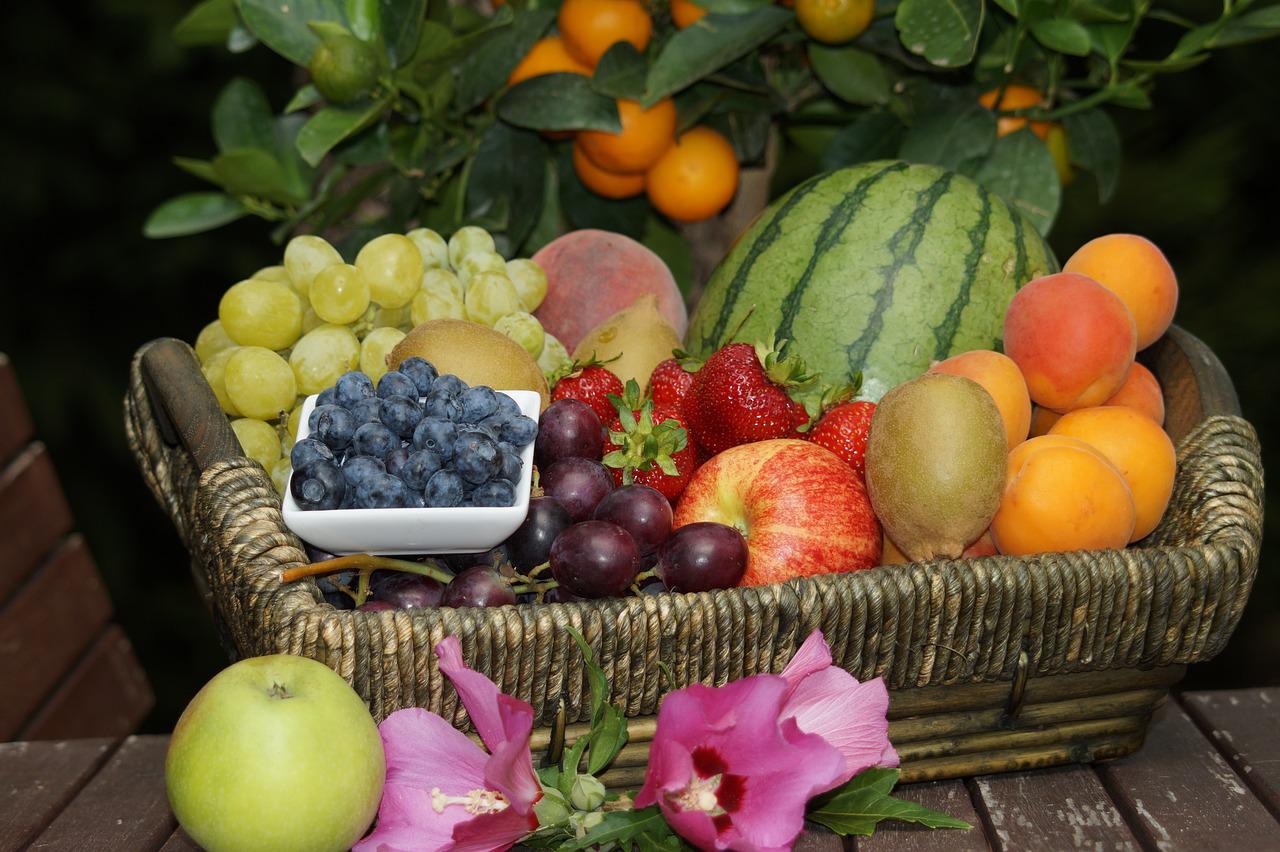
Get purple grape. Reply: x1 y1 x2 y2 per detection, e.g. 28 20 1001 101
592 484 673 555
442 566 516 608
369 571 445 608
655 522 748 593
303 542 337 563
550 521 640 598
543 585 582 604
506 496 572 571
358 599 395 612
534 399 605 467
542 458 614 523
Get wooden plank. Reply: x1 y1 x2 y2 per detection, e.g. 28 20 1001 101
0 535 113 739
1098 702 1280 850
0 354 34 468
20 625 154 741
30 735 175 851
795 824 848 852
859 781 988 851
158 828 202 852
0 738 117 851
0 443 74 603
1182 689 1280 820
969 766 1137 850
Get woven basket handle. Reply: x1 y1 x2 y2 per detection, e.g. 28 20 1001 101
1139 325 1241 445
140 338 242 472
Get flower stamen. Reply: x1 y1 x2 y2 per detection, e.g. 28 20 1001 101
430 787 511 815
671 773 723 815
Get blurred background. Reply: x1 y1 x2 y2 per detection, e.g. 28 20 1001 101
2 0 1275 733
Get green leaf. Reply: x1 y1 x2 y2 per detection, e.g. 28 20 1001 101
559 737 590 789
564 626 609 722
346 0 379 40
497 74 622 132
593 41 649 101
973 129 1060 235
271 113 317 202
212 78 275 153
587 701 628 774
1031 17 1092 55
466 123 547 248
899 100 996 171
895 0 985 68
1088 21 1132 62
285 84 324 114
174 0 238 46
809 44 891 105
377 0 426 64
1071 0 1130 23
143 193 247 238
456 8 556 112
559 149 649 238
1212 5 1280 47
237 0 348 65
173 156 220 184
295 99 388 166
1121 54 1209 73
808 769 973 836
524 160 564 255
694 0 773 11
212 148 304 204
1062 108 1120 203
558 808 678 851
227 24 258 52
644 7 794 104
991 0 1017 14
821 112 907 171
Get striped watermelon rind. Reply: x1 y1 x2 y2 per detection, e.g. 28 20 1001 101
686 161 1058 400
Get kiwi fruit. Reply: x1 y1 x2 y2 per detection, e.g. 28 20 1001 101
387 319 550 409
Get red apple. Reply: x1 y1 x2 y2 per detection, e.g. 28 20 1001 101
674 439 881 586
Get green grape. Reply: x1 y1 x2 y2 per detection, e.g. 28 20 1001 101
219 279 304 350
410 288 465 326
421 268 464 302
225 347 297 421
457 250 507 289
494 311 546 359
310 263 371 325
195 320 236 364
361 327 406 384
406 227 450 270
448 226 496 269
356 234 423 309
230 418 282 468
283 235 343 297
290 324 361 395
301 306 325 334
538 332 571 380
505 259 549 312
202 347 243 416
270 457 293 497
253 265 293 286
465 272 522 327
373 304 410 329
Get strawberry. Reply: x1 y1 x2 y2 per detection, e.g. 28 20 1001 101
601 381 698 500
648 351 701 416
806 400 876 480
684 341 820 455
551 359 624 424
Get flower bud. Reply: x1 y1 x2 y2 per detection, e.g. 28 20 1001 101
570 773 608 812
533 788 572 828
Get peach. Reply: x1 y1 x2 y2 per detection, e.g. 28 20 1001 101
1049 406 1176 541
1003 272 1137 412
928 350 1031 448
1064 234 1178 350
1102 362 1165 425
991 435 1136 556
1028 405 1061 437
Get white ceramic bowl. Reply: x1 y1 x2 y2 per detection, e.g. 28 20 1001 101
282 390 540 555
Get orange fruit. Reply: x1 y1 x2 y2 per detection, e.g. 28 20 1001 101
671 0 708 27
978 85 1052 140
1063 234 1179 350
927 350 1031 449
508 36 593 87
578 98 677 174
572 140 645 199
645 126 740 222
795 0 874 44
558 0 653 67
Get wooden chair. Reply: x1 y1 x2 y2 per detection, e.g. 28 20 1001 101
0 353 153 740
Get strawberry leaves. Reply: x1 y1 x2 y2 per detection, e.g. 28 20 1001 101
602 380 689 485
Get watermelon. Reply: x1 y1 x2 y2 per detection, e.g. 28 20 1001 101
686 161 1057 400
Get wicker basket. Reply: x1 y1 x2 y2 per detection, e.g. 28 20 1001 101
125 326 1263 784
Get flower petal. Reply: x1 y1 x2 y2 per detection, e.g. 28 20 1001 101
778 630 832 702
435 637 515 753
379 708 490 793
353 782 463 852
448 805 539 852
780 668 898 780
483 725 541 813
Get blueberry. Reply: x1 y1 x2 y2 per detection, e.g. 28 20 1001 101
349 397 383 425
495 393 521 420
335 372 375 408
312 405 356 451
290 437 334 470
414 417 458 459
341 454 386 488
424 469 466 507
378 371 418 401
454 430 502 485
402 449 444 490
499 414 538 447
381 394 423 438
460 386 500 422
424 391 463 422
461 422 500 442
290 460 347 510
433 374 467 398
352 421 398 459
385 445 411 479
499 447 523 483
355 472 409 508
399 357 438 396
317 386 338 407
472 478 517 507
405 491 426 508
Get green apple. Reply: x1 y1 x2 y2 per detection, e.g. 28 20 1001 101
166 655 385 852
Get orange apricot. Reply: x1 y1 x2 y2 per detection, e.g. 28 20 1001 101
1028 405 1061 437
1048 406 1176 541
928 350 1031 448
991 435 1136 556
1064 234 1178 350
1102 361 1165 425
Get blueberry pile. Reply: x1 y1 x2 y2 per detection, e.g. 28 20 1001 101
288 358 538 510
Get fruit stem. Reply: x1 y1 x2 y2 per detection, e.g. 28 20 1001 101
355 568 372 607
282 555 455 585
512 579 559 595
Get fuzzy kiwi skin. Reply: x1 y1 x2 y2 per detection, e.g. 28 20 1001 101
864 373 1007 561
388 319 550 409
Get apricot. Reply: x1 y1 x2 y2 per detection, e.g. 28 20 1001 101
929 350 1031 448
991 435 1136 555
1064 234 1178 350
1048 406 1176 541
1028 405 1061 437
1102 361 1165 425
1003 272 1137 412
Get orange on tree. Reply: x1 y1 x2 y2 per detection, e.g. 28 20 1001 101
508 36 593 86
671 0 708 28
978 84 1053 140
578 98 678 174
645 126 740 222
558 0 653 67
573 139 646 199
795 0 874 45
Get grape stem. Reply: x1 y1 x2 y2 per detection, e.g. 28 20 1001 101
511 579 559 595
282 554 455 585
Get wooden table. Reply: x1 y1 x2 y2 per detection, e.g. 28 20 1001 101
3 689 1277 851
